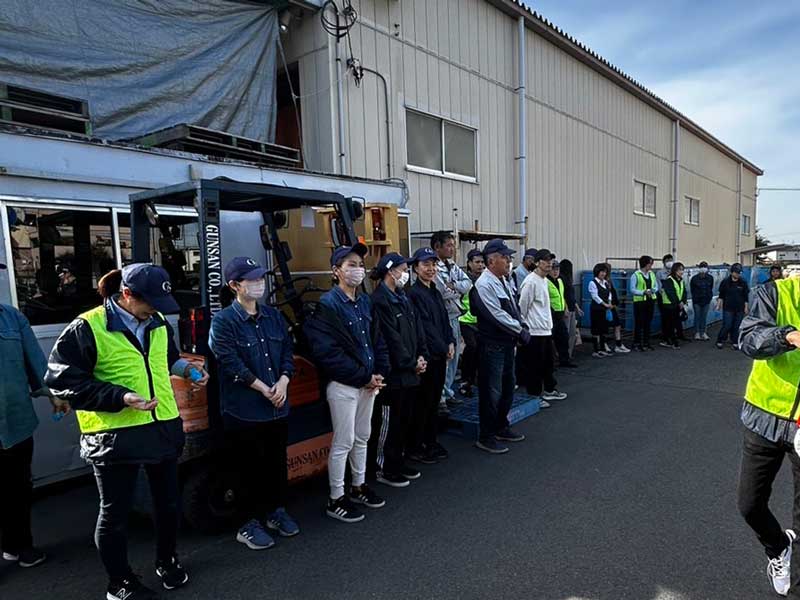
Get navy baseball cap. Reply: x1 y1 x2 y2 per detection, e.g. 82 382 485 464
698 261 709 268
483 239 515 257
731 263 743 273
467 248 483 261
523 247 539 258
224 257 268 283
375 252 409 276
411 247 438 264
121 263 180 314
331 242 368 267
534 248 555 263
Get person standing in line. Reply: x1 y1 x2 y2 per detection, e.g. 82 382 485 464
588 263 613 358
209 257 298 551
513 248 537 292
547 259 577 368
458 249 485 397
657 253 675 342
559 259 584 360
430 231 472 411
769 264 783 283
737 275 800 597
303 244 390 524
45 264 209 600
604 263 630 354
660 262 688 349
0 262 70 571
366 252 427 488
716 263 750 350
690 261 715 341
629 255 659 351
407 247 454 465
469 239 530 454
519 249 568 408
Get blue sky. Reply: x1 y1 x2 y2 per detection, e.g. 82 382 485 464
523 0 800 244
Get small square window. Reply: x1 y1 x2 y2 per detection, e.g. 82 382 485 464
634 181 656 217
685 197 700 226
406 109 477 181
742 215 752 236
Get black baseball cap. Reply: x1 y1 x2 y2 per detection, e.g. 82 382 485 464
483 239 515 257
467 248 483 261
534 248 556 263
121 263 180 314
331 243 368 267
375 252 409 276
698 261 709 268
731 263 743 274
523 247 539 258
411 247 438 264
224 257 268 283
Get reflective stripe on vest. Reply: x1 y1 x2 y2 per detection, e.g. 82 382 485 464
547 278 565 312
661 277 684 305
459 293 477 325
633 271 654 303
76 305 179 434
745 278 800 420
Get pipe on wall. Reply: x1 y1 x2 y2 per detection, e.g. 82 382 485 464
671 120 681 257
335 37 347 175
517 16 528 247
361 66 392 179
736 162 743 259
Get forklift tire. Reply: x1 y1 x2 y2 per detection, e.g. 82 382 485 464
181 466 242 534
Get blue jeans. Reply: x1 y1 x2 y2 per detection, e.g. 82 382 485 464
694 302 711 335
717 310 744 344
477 343 516 441
443 317 461 400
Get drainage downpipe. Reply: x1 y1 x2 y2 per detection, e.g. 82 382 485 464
736 162 743 261
335 37 347 175
671 120 680 257
517 16 528 248
361 66 391 178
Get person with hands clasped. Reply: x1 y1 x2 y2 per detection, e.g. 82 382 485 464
304 244 390 524
45 264 209 600
738 276 800 597
660 262 688 349
209 257 298 551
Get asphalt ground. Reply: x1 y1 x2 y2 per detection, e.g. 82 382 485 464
1 324 794 600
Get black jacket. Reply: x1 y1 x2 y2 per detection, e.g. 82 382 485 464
690 273 715 306
44 301 185 465
739 282 796 358
371 282 427 389
719 276 750 312
407 280 454 361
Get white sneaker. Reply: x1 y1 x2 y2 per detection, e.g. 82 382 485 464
694 333 702 340
592 351 605 358
702 333 710 341
538 399 551 409
614 344 631 354
604 344 613 353
542 390 567 401
768 529 796 596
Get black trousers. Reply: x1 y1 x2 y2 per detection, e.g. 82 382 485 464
521 336 557 396
368 386 416 477
410 359 446 451
224 418 289 519
93 458 179 581
551 311 570 365
633 300 655 347
0 436 34 555
662 305 681 345
477 343 516 441
738 428 800 586
459 323 479 387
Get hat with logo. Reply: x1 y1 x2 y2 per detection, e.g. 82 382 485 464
331 242 368 267
482 239 516 257
410 247 438 264
121 263 180 314
730 263 743 274
224 257 268 283
533 248 556 263
374 252 409 277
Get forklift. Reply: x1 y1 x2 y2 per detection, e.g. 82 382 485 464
128 178 366 532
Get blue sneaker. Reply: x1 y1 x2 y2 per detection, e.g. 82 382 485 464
266 508 300 537
236 519 275 550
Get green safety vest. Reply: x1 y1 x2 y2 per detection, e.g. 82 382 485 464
459 292 477 325
633 271 655 302
547 277 565 312
745 278 800 420
661 276 685 305
76 305 179 434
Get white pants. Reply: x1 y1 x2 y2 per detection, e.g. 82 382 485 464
326 381 378 500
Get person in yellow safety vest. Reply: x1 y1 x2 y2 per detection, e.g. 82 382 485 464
738 276 800 597
547 260 577 368
629 255 659 351
659 262 687 349
45 264 209 600
458 249 485 397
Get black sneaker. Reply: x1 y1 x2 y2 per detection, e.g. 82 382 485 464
107 575 160 600
350 484 386 508
645 345 655 351
155 555 188 590
407 450 438 465
326 496 365 523
495 427 526 442
475 438 510 454
4 547 48 568
376 471 410 488
430 442 449 460
400 465 421 480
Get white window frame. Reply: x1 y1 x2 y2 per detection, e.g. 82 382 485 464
741 214 752 236
633 179 657 218
405 107 479 184
684 195 701 226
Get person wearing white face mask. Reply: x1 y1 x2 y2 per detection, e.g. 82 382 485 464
690 261 714 340
304 244 390 523
657 253 675 343
209 257 298 550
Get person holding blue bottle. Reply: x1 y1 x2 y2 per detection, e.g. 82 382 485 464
209 257 298 551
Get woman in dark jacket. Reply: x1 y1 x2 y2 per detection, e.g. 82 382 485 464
660 262 688 348
209 257 297 551
45 264 208 600
406 247 454 465
559 259 583 360
366 253 428 487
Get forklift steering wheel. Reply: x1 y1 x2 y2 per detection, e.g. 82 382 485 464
266 276 315 307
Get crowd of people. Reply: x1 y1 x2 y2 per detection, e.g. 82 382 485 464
0 239 791 600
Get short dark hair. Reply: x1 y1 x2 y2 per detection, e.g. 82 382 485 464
670 262 684 276
430 230 454 249
592 263 608 277
639 255 654 269
662 254 674 262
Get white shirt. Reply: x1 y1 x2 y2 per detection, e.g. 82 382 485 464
518 271 553 336
588 278 609 305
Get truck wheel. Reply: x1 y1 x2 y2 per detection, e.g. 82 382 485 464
181 466 242 534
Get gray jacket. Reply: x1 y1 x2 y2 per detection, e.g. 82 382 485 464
435 259 472 319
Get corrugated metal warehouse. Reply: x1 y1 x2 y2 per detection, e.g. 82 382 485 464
282 0 762 268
